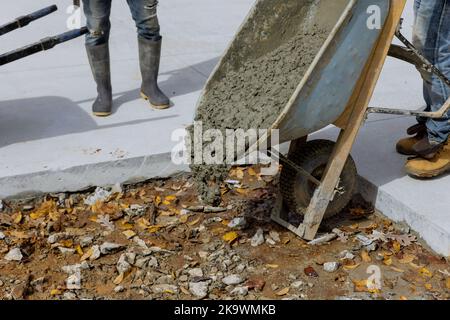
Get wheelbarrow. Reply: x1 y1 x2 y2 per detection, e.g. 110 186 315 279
0 5 88 66
194 0 450 241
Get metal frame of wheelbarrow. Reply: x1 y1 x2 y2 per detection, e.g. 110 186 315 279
269 0 443 241
0 5 88 66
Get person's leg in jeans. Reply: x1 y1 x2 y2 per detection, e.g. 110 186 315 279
83 0 113 116
127 0 170 109
413 0 450 149
406 0 450 177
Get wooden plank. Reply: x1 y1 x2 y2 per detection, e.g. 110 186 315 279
302 0 407 240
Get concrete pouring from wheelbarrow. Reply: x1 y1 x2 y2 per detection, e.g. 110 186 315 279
0 1 449 256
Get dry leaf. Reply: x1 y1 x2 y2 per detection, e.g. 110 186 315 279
383 257 393 266
446 278 450 290
155 196 162 206
424 283 433 290
392 241 401 253
147 225 161 233
113 273 124 285
50 289 62 296
180 286 190 295
400 296 408 300
361 250 372 263
390 266 405 273
398 253 416 264
30 200 57 219
265 264 279 269
222 231 239 243
248 167 257 176
122 230 136 239
275 287 289 296
188 217 200 226
419 267 433 278
80 248 93 261
75 245 83 255
12 212 22 224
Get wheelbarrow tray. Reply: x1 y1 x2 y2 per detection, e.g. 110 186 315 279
195 0 391 148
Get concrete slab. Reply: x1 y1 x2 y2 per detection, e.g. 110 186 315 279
1 1 449 255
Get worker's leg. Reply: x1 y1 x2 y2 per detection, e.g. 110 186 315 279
82 0 112 46
127 0 170 109
406 0 450 177
82 0 113 116
413 0 450 146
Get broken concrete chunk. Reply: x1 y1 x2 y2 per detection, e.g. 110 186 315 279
323 262 340 273
188 268 204 278
84 187 112 206
222 274 244 285
4 248 23 261
251 228 265 247
100 242 124 255
189 281 209 298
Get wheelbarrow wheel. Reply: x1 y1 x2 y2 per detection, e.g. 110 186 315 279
280 139 357 219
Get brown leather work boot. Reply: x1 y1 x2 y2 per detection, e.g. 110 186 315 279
405 140 450 178
396 123 427 155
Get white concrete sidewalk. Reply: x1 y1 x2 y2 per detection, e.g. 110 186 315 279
0 1 449 256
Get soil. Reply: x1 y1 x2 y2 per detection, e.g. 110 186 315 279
190 23 329 205
0 166 449 300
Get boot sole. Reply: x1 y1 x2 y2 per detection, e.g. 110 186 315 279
93 111 112 117
406 162 450 178
140 92 170 110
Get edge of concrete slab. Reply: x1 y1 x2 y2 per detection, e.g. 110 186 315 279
0 152 188 199
359 176 450 257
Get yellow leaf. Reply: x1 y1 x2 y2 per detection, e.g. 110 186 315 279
75 245 83 255
398 253 416 264
275 287 289 296
155 196 162 206
80 248 93 261
137 218 151 229
400 296 408 300
179 215 190 223
165 195 176 201
361 250 372 263
419 267 433 278
13 212 22 224
147 225 161 233
122 230 136 239
424 283 432 290
60 240 73 248
235 188 248 195
30 200 57 220
353 279 368 292
118 220 134 230
188 217 200 226
50 289 62 296
222 231 239 243
221 220 230 226
383 257 393 266
343 263 361 271
446 278 450 290
113 273 124 285
248 167 257 176
392 241 401 253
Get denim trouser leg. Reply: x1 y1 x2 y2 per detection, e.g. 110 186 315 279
127 0 161 41
413 0 450 144
82 0 112 46
83 0 161 47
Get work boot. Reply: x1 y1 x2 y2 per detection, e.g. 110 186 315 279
138 36 170 109
405 142 450 178
396 123 427 155
411 136 444 159
86 43 113 116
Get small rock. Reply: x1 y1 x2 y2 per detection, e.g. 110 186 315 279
0 200 3 211
90 245 101 261
222 274 244 285
79 236 94 247
204 206 227 213
58 247 76 255
251 228 265 247
100 242 124 255
178 275 188 282
63 292 77 300
124 204 146 217
291 281 304 289
269 231 280 242
228 217 247 230
84 187 112 206
0 231 5 240
4 248 23 261
189 281 209 298
188 268 203 278
62 261 90 274
152 284 178 294
356 234 373 246
337 250 355 260
114 285 125 293
66 271 81 290
0 280 4 287
266 238 276 245
48 233 67 244
365 242 378 252
323 262 340 273
117 253 133 274
198 251 208 260
22 205 34 211
230 286 248 296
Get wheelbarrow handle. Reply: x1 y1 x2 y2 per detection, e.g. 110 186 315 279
0 5 58 37
0 27 88 66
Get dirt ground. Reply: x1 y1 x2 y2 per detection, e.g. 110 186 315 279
0 166 449 300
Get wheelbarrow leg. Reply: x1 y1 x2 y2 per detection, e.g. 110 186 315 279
302 0 407 240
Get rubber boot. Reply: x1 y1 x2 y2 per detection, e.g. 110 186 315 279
396 123 427 155
138 36 170 109
86 44 113 116
405 142 450 178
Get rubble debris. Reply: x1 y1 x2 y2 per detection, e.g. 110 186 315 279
100 242 124 255
124 204 146 217
222 275 244 286
189 281 209 298
308 233 337 245
4 248 23 261
84 187 112 205
251 228 265 247
227 217 247 230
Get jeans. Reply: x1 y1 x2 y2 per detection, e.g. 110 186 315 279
82 0 161 46
413 0 450 144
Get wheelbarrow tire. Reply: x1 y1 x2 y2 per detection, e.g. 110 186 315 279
280 139 357 219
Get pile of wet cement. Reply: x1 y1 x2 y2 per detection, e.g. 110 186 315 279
190 26 329 205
